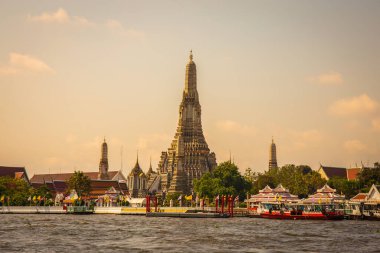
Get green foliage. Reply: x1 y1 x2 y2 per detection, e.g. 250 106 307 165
67 171 91 197
327 177 361 199
32 184 52 199
357 164 380 187
0 176 31 206
251 165 326 198
165 192 181 206
194 161 252 200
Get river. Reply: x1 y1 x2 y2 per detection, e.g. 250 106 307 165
0 214 379 252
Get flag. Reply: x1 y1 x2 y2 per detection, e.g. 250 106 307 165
178 195 182 201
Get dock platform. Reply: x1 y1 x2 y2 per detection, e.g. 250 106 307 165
146 212 230 218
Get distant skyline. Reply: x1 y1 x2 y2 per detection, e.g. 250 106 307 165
0 1 379 176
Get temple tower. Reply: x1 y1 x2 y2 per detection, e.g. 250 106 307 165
269 137 278 169
128 154 147 198
98 138 110 180
158 51 217 194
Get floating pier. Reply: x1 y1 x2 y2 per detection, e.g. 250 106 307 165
146 212 230 218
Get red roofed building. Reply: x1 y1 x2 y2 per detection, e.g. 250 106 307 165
317 165 347 181
346 168 361 181
303 184 345 203
0 166 30 183
30 170 125 184
248 184 299 203
350 192 368 203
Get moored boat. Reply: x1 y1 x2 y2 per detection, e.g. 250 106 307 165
259 202 344 220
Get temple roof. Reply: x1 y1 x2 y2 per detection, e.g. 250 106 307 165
129 156 146 177
30 171 120 183
317 184 336 193
259 185 273 193
350 192 368 202
319 165 347 179
273 184 289 193
0 166 29 182
347 168 361 180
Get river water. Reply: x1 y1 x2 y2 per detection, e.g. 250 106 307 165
0 214 379 252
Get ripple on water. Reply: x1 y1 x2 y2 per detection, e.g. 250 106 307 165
1 215 380 252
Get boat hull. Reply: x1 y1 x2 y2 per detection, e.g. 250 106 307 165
260 212 344 220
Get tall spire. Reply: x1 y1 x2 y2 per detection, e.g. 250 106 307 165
269 137 278 169
184 50 197 96
135 150 139 167
157 52 217 195
98 138 109 180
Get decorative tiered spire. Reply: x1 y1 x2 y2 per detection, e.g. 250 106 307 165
98 138 109 180
269 137 278 169
157 51 217 194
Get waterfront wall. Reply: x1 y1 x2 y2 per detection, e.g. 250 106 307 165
0 206 245 215
0 206 66 214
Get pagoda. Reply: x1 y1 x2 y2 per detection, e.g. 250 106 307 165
268 137 278 169
157 51 217 194
98 138 109 180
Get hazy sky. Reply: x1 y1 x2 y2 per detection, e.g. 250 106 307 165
1 0 379 177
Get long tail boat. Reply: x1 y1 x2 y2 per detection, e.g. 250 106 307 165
258 202 344 220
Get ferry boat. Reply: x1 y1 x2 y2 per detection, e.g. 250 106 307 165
258 202 344 220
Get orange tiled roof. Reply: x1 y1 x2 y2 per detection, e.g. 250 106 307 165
350 193 367 201
347 168 360 180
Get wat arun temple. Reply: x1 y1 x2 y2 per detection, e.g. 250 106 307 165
156 51 217 195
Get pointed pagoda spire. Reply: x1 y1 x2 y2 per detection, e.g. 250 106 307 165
269 137 278 169
98 137 109 180
135 150 139 167
147 156 153 174
184 50 197 96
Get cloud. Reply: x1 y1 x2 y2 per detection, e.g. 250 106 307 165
344 139 367 153
105 19 145 39
28 8 94 26
27 9 144 39
329 94 378 116
0 52 54 76
372 118 380 131
291 129 323 149
215 120 256 136
137 133 171 150
308 71 343 86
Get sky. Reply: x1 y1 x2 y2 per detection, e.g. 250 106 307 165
0 0 379 177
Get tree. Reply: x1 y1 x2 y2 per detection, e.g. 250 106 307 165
0 176 31 206
251 164 326 198
32 184 53 206
194 161 252 200
327 177 360 199
67 171 91 197
357 163 380 188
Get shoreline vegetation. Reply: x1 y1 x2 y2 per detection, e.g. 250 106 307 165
0 161 379 208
